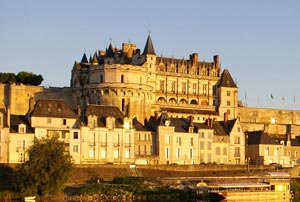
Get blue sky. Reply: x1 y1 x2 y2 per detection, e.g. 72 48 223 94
0 1 299 110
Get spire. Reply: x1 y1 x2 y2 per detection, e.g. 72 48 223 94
92 52 98 65
80 53 88 63
106 43 114 57
142 34 156 55
218 69 237 88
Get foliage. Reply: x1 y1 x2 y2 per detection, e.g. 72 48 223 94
0 73 16 83
17 136 73 196
0 164 19 199
16 71 43 85
0 71 43 85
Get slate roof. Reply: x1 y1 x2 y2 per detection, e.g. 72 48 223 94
10 115 34 133
31 99 78 118
212 121 228 136
105 43 115 57
218 69 237 88
85 105 125 128
133 118 148 131
146 112 213 133
81 53 89 63
247 131 280 145
142 34 156 55
160 107 218 115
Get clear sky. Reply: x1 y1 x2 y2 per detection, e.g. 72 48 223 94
1 0 299 110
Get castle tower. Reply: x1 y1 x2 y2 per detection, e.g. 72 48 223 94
216 69 238 119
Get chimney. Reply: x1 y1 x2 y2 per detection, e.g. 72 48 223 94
224 112 228 132
189 115 194 126
206 118 213 128
214 55 220 68
189 53 198 66
77 105 81 117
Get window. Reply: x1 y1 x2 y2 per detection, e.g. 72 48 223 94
73 132 79 139
160 80 165 92
234 147 240 157
274 147 279 156
190 137 194 146
237 127 241 132
189 148 193 159
176 148 181 159
227 101 231 106
182 82 187 94
89 133 95 146
101 149 107 158
200 142 204 150
234 137 240 144
125 134 131 147
227 91 230 96
264 147 270 156
101 133 107 147
47 118 51 125
73 145 79 153
18 153 25 162
89 148 95 158
114 149 119 158
122 98 125 111
63 119 67 125
192 83 197 95
165 136 170 144
227 109 231 115
200 132 205 138
216 147 221 155
121 75 124 83
125 149 130 159
171 81 176 93
114 134 120 146
202 84 207 96
165 147 169 159
223 147 227 155
207 142 212 150
176 137 181 146
19 125 25 133
295 151 298 157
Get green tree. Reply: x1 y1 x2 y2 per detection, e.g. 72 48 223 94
16 71 43 85
0 73 16 83
17 136 73 196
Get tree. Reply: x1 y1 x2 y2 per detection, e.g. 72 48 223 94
16 71 43 85
17 136 73 196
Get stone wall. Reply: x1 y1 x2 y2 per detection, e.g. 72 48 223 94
239 106 300 136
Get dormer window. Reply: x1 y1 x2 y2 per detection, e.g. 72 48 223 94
88 116 97 128
18 124 26 134
106 117 115 129
123 117 132 129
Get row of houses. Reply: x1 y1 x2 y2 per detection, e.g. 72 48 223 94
0 99 300 167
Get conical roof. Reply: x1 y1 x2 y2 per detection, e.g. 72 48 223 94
81 53 88 63
106 43 115 57
218 69 237 88
92 53 98 65
142 34 156 55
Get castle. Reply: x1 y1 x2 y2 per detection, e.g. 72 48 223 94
1 35 300 166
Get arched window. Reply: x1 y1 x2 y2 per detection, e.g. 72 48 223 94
121 75 124 83
190 99 198 105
